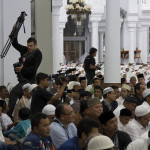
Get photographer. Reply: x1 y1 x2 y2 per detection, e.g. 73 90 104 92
8 29 42 117
31 73 67 116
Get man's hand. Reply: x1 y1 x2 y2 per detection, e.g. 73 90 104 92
96 64 100 69
15 64 23 72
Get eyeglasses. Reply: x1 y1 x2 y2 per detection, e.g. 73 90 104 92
63 111 75 116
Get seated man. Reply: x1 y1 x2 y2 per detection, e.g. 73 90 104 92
114 96 137 119
22 113 52 149
50 103 77 149
118 108 132 132
58 118 99 150
99 111 132 150
4 108 31 142
126 105 150 141
102 87 117 112
116 84 131 106
93 86 103 100
12 83 31 121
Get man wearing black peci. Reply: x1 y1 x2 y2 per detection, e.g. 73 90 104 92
8 31 42 117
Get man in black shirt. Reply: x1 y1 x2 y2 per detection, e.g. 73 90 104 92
8 33 42 117
84 47 99 85
31 73 67 116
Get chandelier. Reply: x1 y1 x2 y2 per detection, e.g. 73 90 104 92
65 0 92 26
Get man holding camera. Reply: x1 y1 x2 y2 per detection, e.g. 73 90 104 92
8 32 42 117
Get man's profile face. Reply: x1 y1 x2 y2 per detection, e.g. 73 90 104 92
27 42 37 52
35 118 50 138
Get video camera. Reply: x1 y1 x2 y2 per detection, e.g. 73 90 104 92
49 68 78 86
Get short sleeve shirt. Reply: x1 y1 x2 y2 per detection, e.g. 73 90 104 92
31 86 53 116
84 55 95 72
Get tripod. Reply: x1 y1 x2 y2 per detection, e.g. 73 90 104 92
0 11 27 58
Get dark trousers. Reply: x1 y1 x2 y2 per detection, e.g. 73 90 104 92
7 82 25 118
86 72 95 85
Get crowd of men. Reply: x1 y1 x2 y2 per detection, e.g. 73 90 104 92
0 30 150 150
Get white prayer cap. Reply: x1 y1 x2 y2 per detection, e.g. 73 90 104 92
122 84 131 91
142 89 150 98
42 104 56 116
29 84 38 93
73 82 80 87
78 74 85 78
103 87 114 95
95 70 101 74
135 105 150 117
88 135 114 150
22 83 31 91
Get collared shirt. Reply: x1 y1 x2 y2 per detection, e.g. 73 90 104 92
127 132 150 150
118 119 129 132
116 96 125 106
50 118 77 150
113 105 125 119
126 119 148 141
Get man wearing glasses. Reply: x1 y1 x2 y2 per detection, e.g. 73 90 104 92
50 103 77 150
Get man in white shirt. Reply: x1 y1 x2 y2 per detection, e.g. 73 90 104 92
116 84 131 106
126 105 150 141
114 96 137 119
118 108 132 132
142 89 150 107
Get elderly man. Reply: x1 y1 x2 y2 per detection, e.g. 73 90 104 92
117 84 131 106
126 105 150 141
50 103 77 149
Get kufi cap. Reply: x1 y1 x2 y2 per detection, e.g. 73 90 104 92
124 96 137 104
78 74 85 78
29 84 38 93
137 74 144 79
135 105 150 117
42 104 56 116
120 108 132 117
22 83 31 91
88 135 114 150
88 97 101 108
103 87 114 95
73 82 80 87
142 89 150 98
95 70 101 74
122 84 131 91
99 111 115 124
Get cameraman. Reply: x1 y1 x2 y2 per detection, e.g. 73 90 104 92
31 73 67 116
8 30 42 117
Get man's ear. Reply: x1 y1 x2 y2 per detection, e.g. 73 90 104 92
34 126 39 134
81 132 87 140
101 124 107 130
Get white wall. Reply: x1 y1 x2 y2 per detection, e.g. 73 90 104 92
1 0 31 86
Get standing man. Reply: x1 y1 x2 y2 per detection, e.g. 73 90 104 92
84 47 100 85
8 30 42 117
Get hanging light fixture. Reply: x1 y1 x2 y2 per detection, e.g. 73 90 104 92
65 0 92 26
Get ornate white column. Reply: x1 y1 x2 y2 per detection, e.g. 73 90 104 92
52 0 63 73
141 26 148 64
59 23 66 65
128 24 137 64
91 21 99 63
0 0 4 84
99 31 104 63
104 0 120 83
